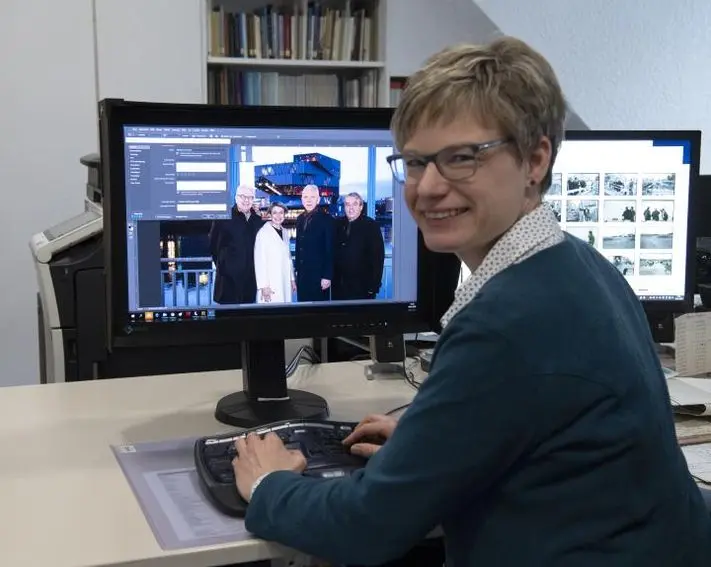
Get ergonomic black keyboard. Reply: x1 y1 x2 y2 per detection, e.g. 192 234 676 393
194 419 367 517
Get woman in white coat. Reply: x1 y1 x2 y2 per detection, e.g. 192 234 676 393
254 203 296 303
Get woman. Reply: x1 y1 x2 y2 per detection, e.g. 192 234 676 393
232 37 711 565
254 203 295 304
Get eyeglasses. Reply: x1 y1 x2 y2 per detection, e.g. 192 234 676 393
236 194 254 201
386 138 511 183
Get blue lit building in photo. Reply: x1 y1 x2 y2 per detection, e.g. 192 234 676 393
253 152 341 215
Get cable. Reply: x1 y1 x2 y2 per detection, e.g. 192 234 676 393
350 353 371 362
381 357 422 416
403 357 422 390
286 335 422 394
385 402 411 416
337 336 370 353
285 344 321 378
285 349 313 377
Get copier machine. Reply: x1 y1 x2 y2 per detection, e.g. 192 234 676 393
30 154 240 383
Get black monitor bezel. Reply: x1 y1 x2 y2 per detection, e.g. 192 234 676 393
564 129 700 315
100 99 449 350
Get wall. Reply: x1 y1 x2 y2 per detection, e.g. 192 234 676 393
0 0 97 386
0 0 207 387
384 0 588 130
94 0 206 103
474 0 711 172
385 0 500 78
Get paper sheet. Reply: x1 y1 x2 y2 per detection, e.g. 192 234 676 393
681 443 711 483
667 378 711 416
112 437 252 550
674 312 711 376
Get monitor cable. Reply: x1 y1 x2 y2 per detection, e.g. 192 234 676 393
385 402 412 416
285 344 320 378
380 356 422 418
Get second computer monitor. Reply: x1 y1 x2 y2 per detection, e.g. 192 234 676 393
459 131 700 341
550 132 697 303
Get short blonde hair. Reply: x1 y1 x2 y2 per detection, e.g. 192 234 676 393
390 36 567 193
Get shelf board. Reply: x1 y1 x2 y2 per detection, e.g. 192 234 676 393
207 56 385 70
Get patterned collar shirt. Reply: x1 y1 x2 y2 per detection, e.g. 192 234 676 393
440 203 565 329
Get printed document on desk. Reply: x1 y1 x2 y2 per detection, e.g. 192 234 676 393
667 377 711 416
674 312 711 377
681 443 711 484
111 437 252 550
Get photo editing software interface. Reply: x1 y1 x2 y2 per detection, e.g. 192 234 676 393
122 124 419 322
543 137 692 301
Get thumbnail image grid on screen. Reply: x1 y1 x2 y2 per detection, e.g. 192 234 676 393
122 126 418 315
542 139 690 299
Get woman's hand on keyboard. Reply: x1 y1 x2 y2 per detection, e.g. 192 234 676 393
342 414 398 458
232 432 307 501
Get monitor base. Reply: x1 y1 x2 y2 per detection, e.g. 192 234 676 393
214 389 329 428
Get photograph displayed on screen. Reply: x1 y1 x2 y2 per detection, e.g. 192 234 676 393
543 138 691 301
122 126 418 317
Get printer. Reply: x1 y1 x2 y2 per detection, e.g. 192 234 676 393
30 154 241 383
30 154 104 383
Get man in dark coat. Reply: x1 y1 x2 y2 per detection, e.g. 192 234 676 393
332 192 385 300
295 184 334 302
209 184 264 304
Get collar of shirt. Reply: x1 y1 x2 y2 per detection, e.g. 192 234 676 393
440 203 565 329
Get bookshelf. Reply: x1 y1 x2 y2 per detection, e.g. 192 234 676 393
207 56 384 70
205 0 387 108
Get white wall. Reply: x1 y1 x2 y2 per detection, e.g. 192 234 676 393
385 0 499 77
0 0 97 386
474 0 711 172
0 0 206 387
384 0 588 130
95 0 206 103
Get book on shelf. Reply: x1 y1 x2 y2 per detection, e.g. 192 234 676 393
209 0 376 63
389 76 407 107
207 68 378 107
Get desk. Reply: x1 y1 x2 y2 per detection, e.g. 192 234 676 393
0 361 418 567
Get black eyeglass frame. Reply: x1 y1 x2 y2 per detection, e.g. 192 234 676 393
385 138 512 182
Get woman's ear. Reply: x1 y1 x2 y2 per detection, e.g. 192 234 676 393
528 136 552 186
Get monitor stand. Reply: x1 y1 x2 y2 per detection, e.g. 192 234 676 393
214 339 329 428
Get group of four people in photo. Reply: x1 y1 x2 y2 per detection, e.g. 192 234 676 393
208 183 386 306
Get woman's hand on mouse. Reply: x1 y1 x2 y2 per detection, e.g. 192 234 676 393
342 414 398 458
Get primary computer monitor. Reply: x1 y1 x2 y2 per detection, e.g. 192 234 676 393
99 99 457 427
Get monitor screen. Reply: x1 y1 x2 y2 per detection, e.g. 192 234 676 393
459 135 695 304
549 137 692 302
121 123 419 323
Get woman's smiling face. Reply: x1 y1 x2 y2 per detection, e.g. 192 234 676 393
401 117 550 269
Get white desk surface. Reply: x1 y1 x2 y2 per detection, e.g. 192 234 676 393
0 361 417 567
